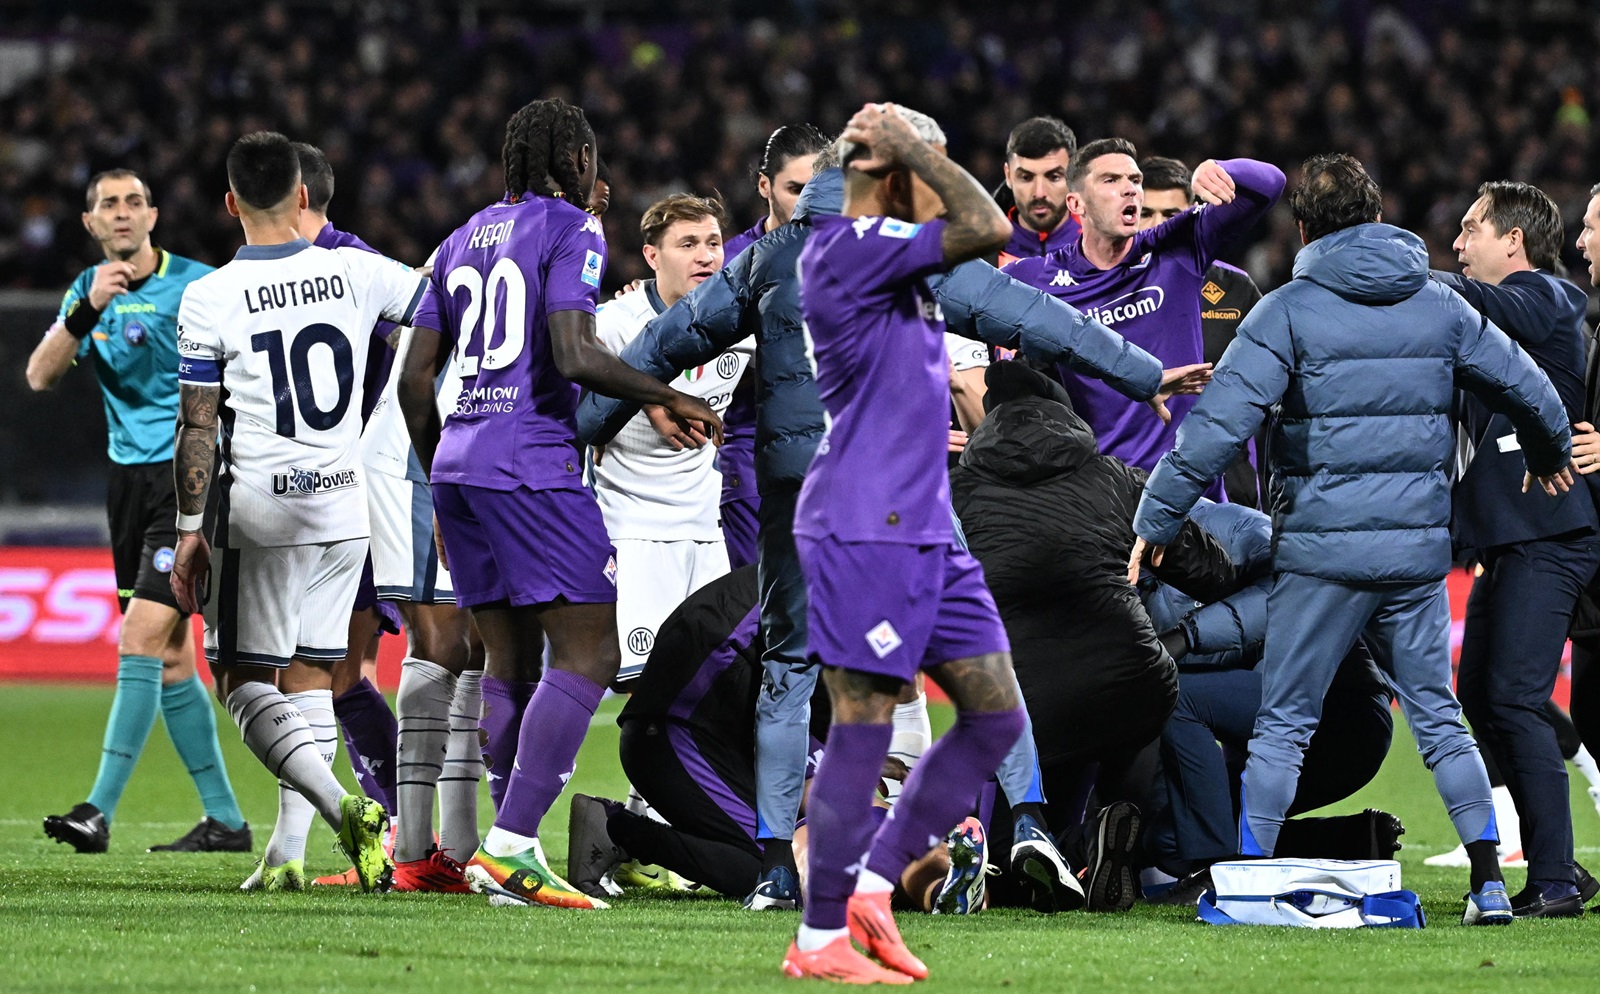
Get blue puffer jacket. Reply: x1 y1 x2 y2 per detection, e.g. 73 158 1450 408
575 169 1164 493
1142 500 1271 670
1135 223 1571 584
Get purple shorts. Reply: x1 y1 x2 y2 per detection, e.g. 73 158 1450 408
352 554 402 635
795 538 1009 682
433 484 618 610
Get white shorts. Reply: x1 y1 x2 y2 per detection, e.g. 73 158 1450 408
203 538 367 668
367 469 454 604
614 538 730 682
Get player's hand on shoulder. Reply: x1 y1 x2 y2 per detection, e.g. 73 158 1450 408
613 279 644 300
1191 160 1237 206
87 261 136 310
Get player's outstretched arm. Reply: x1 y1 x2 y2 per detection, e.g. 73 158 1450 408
551 310 723 445
170 382 220 615
398 325 449 476
842 103 1009 266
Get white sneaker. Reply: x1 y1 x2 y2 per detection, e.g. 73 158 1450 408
1590 785 1600 823
1423 843 1471 868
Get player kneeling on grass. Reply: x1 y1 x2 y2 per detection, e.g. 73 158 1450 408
170 131 431 893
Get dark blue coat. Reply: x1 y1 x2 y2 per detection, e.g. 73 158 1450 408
576 169 1164 493
1434 269 1597 555
1135 223 1572 584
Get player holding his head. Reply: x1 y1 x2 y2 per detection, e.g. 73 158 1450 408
996 116 1080 267
592 193 749 685
784 102 1024 983
29 169 249 856
397 97 723 909
170 131 433 893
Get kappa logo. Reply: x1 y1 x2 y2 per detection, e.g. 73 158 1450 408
1201 281 1226 305
716 352 740 379
582 215 603 236
603 555 618 586
1050 269 1076 287
626 627 655 656
853 216 877 239
866 620 903 659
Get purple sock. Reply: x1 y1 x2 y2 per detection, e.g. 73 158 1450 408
333 678 398 811
802 722 894 931
480 676 537 812
494 668 604 838
866 708 1026 884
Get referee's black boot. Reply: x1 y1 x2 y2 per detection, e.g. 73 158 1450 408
43 802 109 853
149 817 253 853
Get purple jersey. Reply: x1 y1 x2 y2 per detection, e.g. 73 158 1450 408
413 195 607 491
997 210 1080 267
313 223 397 424
795 214 951 545
722 217 769 261
1002 158 1283 473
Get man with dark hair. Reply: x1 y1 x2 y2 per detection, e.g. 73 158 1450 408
1139 155 1266 507
1131 152 1576 926
1005 139 1284 497
1430 180 1598 918
169 130 434 893
28 169 249 856
399 98 722 910
996 116 1080 267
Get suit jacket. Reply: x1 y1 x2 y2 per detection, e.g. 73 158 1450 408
1437 269 1597 555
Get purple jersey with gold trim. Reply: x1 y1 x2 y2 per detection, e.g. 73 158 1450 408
795 214 951 545
413 195 607 492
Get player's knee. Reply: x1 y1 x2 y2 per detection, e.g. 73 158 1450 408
929 651 1021 713
822 666 901 724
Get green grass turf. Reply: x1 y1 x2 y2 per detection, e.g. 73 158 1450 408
1 684 1597 993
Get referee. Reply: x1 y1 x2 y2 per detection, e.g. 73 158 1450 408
27 169 250 854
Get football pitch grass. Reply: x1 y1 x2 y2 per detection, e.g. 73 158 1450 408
1 684 1596 993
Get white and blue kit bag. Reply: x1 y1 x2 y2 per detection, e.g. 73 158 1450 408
1197 859 1424 928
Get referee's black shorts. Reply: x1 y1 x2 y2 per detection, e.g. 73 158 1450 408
106 460 183 615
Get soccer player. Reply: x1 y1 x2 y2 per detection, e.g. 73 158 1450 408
721 124 831 570
1005 139 1284 490
593 193 749 684
396 97 722 909
170 131 430 893
996 116 1080 267
784 101 1024 983
1131 153 1573 926
290 142 482 892
1139 155 1265 506
28 169 249 855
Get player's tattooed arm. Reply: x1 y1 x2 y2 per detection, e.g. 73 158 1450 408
174 383 220 518
841 103 1009 266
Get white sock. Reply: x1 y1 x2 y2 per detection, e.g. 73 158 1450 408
483 825 539 858
227 682 346 828
262 690 337 864
1571 745 1600 790
395 657 456 863
886 692 932 803
854 868 894 895
1491 783 1521 852
440 669 483 858
796 925 848 952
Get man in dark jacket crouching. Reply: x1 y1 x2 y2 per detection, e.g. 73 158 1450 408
1132 153 1575 925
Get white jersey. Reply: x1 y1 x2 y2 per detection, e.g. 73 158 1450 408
362 326 464 482
946 332 990 371
177 240 427 548
589 282 753 541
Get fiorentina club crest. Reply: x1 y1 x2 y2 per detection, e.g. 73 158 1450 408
866 620 902 659
603 555 618 586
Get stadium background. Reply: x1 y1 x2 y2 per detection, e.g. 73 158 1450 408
0 0 1596 691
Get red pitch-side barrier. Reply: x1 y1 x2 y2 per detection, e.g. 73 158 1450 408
0 547 1573 708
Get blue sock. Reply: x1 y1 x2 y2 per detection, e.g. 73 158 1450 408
85 655 163 823
161 674 246 831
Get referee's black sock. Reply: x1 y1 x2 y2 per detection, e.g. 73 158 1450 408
1466 839 1503 892
760 837 796 875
